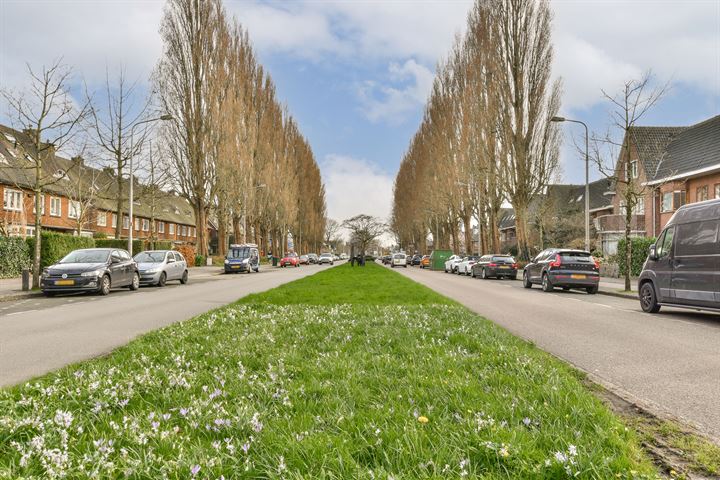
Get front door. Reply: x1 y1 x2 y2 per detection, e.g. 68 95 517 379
670 220 719 308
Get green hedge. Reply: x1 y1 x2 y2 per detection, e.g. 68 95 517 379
148 240 173 251
94 239 145 256
0 236 31 278
617 236 656 277
26 232 96 269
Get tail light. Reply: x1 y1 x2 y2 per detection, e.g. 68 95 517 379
592 257 600 269
488 263 497 267
549 254 562 268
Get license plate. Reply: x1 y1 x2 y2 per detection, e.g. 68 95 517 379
571 274 586 279
231 265 240 269
499 266 509 269
55 279 74 285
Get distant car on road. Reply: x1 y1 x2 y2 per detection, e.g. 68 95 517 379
280 252 300 267
41 248 139 296
134 250 189 286
299 254 310 265
381 254 392 265
472 255 517 279
444 254 462 273
224 244 260 273
391 253 407 268
420 255 430 268
522 249 599 294
409 254 421 266
318 253 334 265
456 256 479 275
339 253 348 260
307 253 319 264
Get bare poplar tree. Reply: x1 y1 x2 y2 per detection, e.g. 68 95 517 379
343 214 386 255
1 59 90 287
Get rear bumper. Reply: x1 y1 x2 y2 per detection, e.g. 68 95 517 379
488 267 517 277
548 273 599 287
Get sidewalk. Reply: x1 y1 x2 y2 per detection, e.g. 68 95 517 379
0 276 39 302
599 276 638 299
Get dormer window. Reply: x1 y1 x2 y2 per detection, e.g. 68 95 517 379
576 195 583 202
3 133 16 143
53 169 66 179
0 151 6 164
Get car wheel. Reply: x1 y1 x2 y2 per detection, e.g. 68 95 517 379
640 282 660 313
99 274 111 295
586 286 599 295
471 269 476 278
562 286 570 291
481 268 487 279
158 272 167 287
254 266 260 273
541 273 553 292
129 272 140 291
522 271 532 289
180 270 189 284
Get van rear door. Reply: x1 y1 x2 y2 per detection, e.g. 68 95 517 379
670 220 719 308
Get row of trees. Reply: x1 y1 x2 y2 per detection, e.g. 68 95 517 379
155 0 326 257
391 0 562 259
1 0 327 286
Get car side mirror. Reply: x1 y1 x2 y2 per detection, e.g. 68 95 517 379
111 256 121 264
648 244 658 261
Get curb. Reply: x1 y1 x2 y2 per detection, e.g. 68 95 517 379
0 291 43 303
597 289 637 300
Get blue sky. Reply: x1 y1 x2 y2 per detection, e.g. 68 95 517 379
1 0 719 223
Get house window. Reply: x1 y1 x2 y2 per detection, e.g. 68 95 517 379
181 225 187 236
673 190 686 210
33 194 45 215
3 188 22 211
633 198 645 215
630 160 638 179
112 213 117 228
134 217 140 231
158 221 165 233
97 211 107 227
697 185 709 202
123 215 130 230
715 184 720 199
142 219 149 231
0 151 7 164
169 223 175 235
68 200 80 219
50 197 62 217
661 192 673 212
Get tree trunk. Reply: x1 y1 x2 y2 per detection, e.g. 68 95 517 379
624 201 632 291
115 165 123 239
463 214 473 254
32 183 42 289
193 202 208 257
514 204 530 260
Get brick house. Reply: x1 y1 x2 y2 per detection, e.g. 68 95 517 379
0 124 206 244
596 114 720 254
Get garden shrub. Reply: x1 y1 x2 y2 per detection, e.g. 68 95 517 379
0 236 30 278
26 232 95 269
194 254 205 267
94 239 146 256
174 244 196 266
617 236 656 277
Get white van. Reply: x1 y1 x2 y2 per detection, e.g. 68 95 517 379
391 253 407 268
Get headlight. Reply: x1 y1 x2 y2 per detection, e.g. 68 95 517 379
145 268 160 274
41 269 49 278
224 259 229 264
81 269 103 277
243 258 249 263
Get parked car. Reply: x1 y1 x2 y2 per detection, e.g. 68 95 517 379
307 253 319 264
134 250 189 286
41 248 139 296
280 252 300 267
456 256 480 275
410 254 422 266
333 254 341 261
444 255 462 273
472 254 518 279
639 199 720 313
391 253 407 268
381 254 392 265
299 254 310 265
522 249 599 294
318 253 334 265
340 253 348 260
420 255 430 268
224 244 260 273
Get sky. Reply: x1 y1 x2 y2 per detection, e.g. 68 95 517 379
1 0 719 228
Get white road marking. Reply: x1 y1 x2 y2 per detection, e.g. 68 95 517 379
6 309 37 316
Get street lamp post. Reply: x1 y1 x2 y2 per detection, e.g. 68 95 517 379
128 114 173 254
551 116 590 252
243 184 266 244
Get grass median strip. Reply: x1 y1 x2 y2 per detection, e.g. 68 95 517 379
0 263 657 478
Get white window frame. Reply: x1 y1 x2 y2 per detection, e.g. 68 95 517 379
97 211 107 227
633 198 645 215
123 215 130 230
3 188 23 212
134 217 140 231
50 196 62 217
169 223 175 235
158 221 165 234
68 200 81 219
112 213 117 228
142 218 149 231
0 150 7 164
661 192 673 213
630 160 638 179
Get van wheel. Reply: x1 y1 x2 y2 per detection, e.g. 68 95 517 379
541 273 554 292
522 271 532 289
640 282 660 313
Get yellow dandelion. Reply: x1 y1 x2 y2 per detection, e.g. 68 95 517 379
417 416 429 424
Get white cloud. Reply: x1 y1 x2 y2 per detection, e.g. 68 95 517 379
357 59 435 125
321 154 394 240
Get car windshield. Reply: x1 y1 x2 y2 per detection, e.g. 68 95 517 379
59 250 110 264
320 253 332 257
134 252 166 263
393 254 405 259
492 256 515 263
227 248 250 259
467 256 479 261
284 253 296 257
560 252 592 262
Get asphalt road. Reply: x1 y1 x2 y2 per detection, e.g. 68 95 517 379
0 265 319 387
394 264 720 441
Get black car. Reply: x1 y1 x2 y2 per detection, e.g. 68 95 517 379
381 255 392 265
410 254 422 266
522 249 599 294
472 254 518 279
41 248 139 296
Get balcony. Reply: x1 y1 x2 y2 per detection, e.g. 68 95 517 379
594 214 645 233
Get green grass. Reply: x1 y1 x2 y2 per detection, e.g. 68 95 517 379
241 262 451 305
0 263 658 478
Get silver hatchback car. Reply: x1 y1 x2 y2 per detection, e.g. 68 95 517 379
134 250 189 287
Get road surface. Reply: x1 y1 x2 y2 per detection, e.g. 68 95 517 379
0 265 318 387
395 265 720 441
